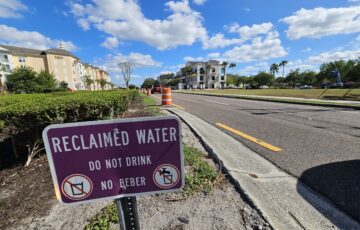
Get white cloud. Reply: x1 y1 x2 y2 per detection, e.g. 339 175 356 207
228 22 273 40
193 0 207 5
207 52 220 59
203 23 274 50
202 33 243 49
77 18 90 31
223 31 287 63
68 0 207 50
101 37 120 49
306 50 360 63
300 48 312 52
0 0 27 18
184 56 204 62
0 24 77 51
166 0 192 13
98 52 162 73
281 6 360 39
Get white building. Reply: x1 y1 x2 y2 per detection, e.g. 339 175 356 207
178 60 227 89
75 61 86 90
0 47 13 87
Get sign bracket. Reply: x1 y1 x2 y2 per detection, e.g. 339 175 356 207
116 196 140 230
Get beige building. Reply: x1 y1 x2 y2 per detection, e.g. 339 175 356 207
0 44 111 91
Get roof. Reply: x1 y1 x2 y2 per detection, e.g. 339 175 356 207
0 45 80 59
45 48 79 60
0 45 44 57
0 46 12 54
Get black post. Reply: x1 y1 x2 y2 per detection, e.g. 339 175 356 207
115 197 140 230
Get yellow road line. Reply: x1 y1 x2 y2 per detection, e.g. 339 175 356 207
149 95 185 110
172 103 185 110
216 123 282 152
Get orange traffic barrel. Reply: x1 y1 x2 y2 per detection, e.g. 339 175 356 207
162 87 172 105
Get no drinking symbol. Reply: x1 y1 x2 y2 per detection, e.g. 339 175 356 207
153 164 180 189
61 174 93 200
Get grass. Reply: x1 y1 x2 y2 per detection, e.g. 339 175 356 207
183 88 360 101
140 94 161 115
84 145 221 230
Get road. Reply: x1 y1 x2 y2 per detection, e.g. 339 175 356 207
156 92 360 223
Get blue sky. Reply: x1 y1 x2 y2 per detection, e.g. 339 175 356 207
0 0 360 86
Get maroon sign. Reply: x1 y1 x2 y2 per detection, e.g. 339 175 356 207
42 116 184 204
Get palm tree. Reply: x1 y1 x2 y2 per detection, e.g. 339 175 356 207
270 63 279 77
181 65 193 88
279 60 288 78
205 63 211 89
96 78 108 90
0 63 4 92
83 75 94 91
229 63 236 74
221 61 229 89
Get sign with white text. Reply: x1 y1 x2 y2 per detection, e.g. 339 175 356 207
42 116 184 204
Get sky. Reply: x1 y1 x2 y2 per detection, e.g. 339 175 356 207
0 0 360 86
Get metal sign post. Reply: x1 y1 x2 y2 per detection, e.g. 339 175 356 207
116 197 140 230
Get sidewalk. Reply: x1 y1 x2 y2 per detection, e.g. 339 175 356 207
177 91 360 109
166 107 360 230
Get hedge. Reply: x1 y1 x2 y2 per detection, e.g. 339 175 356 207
0 90 138 164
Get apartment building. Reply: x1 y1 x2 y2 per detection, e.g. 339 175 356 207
0 47 12 85
0 44 111 91
178 60 227 89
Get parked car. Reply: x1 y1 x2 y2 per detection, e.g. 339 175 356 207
151 87 162 94
299 85 313 89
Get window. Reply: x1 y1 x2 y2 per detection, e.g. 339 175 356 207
4 55 8 62
4 65 10 72
212 76 215 80
221 76 225 81
221 68 225 74
212 68 216 73
200 76 204 81
199 68 205 74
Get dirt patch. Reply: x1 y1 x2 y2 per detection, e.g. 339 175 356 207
0 156 53 229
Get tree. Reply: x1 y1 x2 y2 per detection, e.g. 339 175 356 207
141 78 156 88
97 78 108 90
236 76 249 87
300 70 317 85
0 63 5 92
119 61 135 88
285 69 301 88
83 75 94 90
58 81 68 91
226 74 238 86
270 63 279 76
274 77 285 87
254 71 274 87
205 64 212 88
279 60 288 78
181 65 193 87
346 62 360 82
5 66 37 93
158 73 175 86
35 70 57 92
229 63 236 74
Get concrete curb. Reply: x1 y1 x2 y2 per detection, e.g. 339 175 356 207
166 107 360 230
175 92 360 110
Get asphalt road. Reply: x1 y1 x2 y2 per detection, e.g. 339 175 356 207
163 93 360 222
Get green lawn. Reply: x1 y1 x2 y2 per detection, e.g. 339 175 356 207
185 88 360 101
